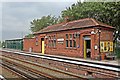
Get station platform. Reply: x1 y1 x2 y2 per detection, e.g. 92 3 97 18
34 52 119 66
1 48 119 66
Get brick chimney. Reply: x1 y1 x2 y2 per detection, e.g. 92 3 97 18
64 16 69 23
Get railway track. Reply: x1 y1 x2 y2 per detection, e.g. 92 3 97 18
0 54 87 80
2 49 119 71
0 62 27 80
1 49 119 79
1 59 52 80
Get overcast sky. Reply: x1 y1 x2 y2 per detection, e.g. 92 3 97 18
0 0 78 41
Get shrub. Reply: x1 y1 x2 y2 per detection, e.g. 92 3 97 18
115 47 120 59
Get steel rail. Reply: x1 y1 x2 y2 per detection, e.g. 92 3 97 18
1 50 119 78
0 63 28 79
1 57 56 80
0 61 40 80
1 55 87 80
2 53 118 79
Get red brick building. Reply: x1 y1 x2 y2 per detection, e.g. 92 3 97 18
23 18 115 60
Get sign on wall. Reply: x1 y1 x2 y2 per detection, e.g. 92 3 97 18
57 38 64 41
100 41 113 52
109 42 113 51
57 38 64 44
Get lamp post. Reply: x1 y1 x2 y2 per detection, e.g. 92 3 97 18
116 31 118 46
116 31 118 55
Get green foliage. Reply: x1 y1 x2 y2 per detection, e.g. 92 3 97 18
115 46 120 59
30 2 120 41
62 2 120 41
30 15 59 32
2 41 5 48
0 41 1 48
114 41 120 59
25 34 34 38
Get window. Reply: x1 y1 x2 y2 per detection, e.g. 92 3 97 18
77 34 80 38
48 36 51 47
36 41 38 46
66 33 79 48
53 36 56 47
70 40 72 47
35 37 38 46
66 34 68 39
48 35 56 48
73 40 76 48
70 34 72 39
48 36 50 40
51 40 54 47
53 40 56 47
66 34 69 47
73 34 75 39
66 40 69 47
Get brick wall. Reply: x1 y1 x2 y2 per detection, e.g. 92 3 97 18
23 27 114 60
93 27 114 60
23 38 35 52
45 28 94 58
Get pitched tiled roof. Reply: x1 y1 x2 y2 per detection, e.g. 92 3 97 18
34 18 115 34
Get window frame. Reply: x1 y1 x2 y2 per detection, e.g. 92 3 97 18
70 40 72 47
66 40 69 48
48 35 56 48
35 37 38 46
66 34 68 39
73 40 76 48
69 34 72 39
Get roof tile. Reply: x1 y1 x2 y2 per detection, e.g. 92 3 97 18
34 18 114 34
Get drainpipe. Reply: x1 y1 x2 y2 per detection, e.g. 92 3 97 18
116 31 119 58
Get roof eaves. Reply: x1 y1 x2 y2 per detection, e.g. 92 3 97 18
35 25 95 34
91 18 115 29
33 18 115 35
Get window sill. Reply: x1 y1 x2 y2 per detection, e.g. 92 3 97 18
48 47 57 49
73 47 77 49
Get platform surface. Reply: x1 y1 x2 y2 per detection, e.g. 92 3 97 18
1 48 119 66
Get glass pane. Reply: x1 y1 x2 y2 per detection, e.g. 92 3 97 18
66 40 68 47
73 40 76 47
54 40 56 47
70 34 72 39
73 34 76 38
66 34 68 39
70 40 72 47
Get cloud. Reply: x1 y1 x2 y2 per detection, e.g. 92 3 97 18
0 3 2 40
1 0 78 2
2 30 26 40
3 2 73 18
1 2 76 40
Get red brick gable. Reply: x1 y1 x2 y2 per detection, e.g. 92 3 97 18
34 18 114 35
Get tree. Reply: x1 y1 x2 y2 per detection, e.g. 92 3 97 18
30 15 59 32
25 34 34 38
0 41 1 48
2 41 5 48
61 2 120 41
